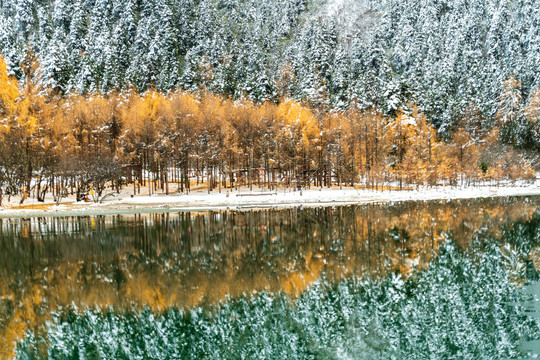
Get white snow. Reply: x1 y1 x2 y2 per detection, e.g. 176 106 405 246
401 114 417 126
0 180 539 217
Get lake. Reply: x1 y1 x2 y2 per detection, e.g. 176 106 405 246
2 196 540 359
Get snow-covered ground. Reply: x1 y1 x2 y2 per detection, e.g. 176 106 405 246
1 181 539 218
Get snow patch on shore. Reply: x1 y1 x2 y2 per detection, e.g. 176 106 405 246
0 181 539 218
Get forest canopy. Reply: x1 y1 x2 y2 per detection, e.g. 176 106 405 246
0 0 539 135
0 0 539 204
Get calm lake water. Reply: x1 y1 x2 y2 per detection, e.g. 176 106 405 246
2 196 540 359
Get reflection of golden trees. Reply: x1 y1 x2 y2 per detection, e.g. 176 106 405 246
0 197 538 357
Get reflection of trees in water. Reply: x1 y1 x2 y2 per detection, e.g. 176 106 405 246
0 198 538 303
16 238 540 359
0 197 539 358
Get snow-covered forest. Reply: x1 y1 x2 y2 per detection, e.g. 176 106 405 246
1 0 539 129
0 0 539 204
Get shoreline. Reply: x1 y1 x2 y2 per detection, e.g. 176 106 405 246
0 182 539 218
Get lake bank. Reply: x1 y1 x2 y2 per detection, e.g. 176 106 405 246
1 181 539 218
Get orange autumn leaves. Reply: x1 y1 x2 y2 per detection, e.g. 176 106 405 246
0 56 37 134
0 53 536 202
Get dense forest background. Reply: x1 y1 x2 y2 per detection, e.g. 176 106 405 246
0 0 539 203
1 0 539 135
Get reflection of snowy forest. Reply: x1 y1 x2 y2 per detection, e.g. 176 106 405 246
13 202 540 359
4 197 540 358
0 0 539 204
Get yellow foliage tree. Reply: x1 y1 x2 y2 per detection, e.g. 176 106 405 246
275 100 318 186
0 55 19 129
525 87 540 123
383 108 418 189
